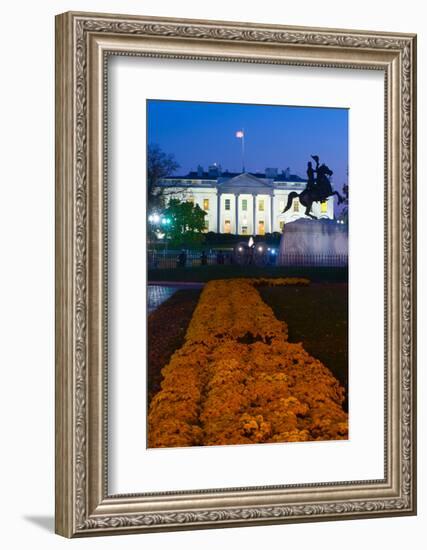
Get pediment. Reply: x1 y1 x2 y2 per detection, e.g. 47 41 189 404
218 172 273 190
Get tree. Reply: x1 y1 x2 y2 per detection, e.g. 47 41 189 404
147 144 180 209
163 199 206 245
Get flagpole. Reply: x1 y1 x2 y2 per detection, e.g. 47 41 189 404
235 129 245 173
241 127 245 173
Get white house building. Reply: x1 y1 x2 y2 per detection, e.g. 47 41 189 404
156 168 334 235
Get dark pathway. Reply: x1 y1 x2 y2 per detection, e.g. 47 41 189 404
147 288 202 407
148 282 204 314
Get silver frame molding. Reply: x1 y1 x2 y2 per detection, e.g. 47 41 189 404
55 11 417 538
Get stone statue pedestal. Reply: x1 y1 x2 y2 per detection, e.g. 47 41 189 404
278 218 348 266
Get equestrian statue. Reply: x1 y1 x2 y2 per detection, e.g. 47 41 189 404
283 155 344 219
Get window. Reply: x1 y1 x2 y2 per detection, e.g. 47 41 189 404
321 200 328 213
204 219 209 231
279 221 285 231
241 226 248 235
225 198 231 210
203 198 209 211
224 220 231 233
258 220 265 235
242 199 248 211
258 199 265 212
293 199 299 212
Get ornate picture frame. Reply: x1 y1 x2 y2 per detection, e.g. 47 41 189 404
55 11 416 537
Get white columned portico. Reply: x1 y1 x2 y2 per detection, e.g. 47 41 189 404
217 192 221 233
235 193 239 234
252 193 256 235
188 172 333 236
270 194 274 233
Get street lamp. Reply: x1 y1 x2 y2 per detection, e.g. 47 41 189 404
148 213 171 229
148 213 173 264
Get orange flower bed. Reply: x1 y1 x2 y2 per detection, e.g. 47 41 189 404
148 278 348 448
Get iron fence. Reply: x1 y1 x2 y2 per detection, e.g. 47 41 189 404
147 250 229 269
277 253 348 267
147 250 347 269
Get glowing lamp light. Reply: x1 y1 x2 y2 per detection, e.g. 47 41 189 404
238 246 243 252
258 246 263 252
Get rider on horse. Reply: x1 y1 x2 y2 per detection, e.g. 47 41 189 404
282 155 343 220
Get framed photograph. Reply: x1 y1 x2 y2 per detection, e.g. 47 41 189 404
55 11 417 537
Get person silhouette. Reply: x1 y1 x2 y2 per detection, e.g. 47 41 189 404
177 250 187 267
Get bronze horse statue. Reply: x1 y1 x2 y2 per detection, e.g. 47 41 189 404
283 156 344 220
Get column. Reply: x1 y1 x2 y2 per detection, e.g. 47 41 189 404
217 192 221 233
235 194 239 234
270 194 274 233
252 194 256 235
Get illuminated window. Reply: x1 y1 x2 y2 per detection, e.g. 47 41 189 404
293 199 299 212
321 201 328 213
242 199 248 211
203 198 209 211
279 221 285 230
241 225 248 234
204 219 209 231
258 199 265 212
224 220 231 233
258 221 265 235
225 198 231 210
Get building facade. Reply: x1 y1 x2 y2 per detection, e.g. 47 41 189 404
157 169 334 235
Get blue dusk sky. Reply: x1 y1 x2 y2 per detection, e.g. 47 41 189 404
147 99 348 189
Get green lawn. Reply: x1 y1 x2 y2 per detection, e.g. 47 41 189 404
260 283 348 411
